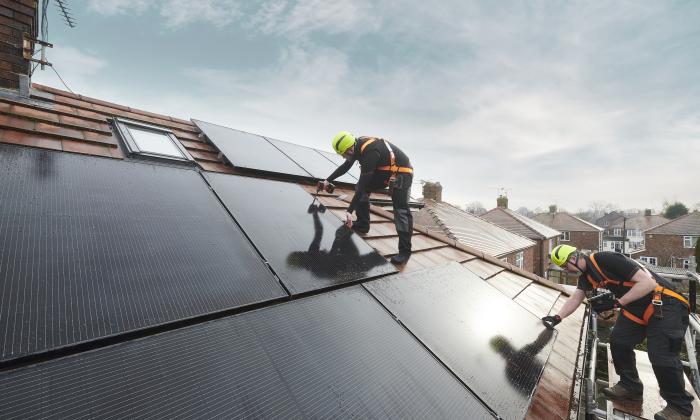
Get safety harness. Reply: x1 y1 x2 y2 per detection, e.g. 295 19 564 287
587 253 689 326
360 138 413 176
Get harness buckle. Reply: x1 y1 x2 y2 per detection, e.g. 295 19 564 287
652 298 663 306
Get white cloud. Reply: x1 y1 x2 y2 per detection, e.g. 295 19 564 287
87 0 240 28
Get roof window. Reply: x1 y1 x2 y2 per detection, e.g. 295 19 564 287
114 118 193 162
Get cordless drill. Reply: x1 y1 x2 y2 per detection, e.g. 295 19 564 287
316 180 335 194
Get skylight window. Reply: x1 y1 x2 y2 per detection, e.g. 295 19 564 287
114 118 193 162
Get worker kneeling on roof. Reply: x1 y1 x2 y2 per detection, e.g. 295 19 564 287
320 131 413 264
542 245 693 420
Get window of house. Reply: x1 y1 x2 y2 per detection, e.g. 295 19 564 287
628 229 641 237
515 251 524 269
683 259 691 269
683 236 698 249
613 228 622 236
640 256 658 266
561 231 570 241
114 118 193 162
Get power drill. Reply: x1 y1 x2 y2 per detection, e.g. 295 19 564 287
316 180 335 194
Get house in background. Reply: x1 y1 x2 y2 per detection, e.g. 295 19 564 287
481 195 561 278
636 211 700 269
595 210 626 230
415 184 537 272
533 205 603 253
600 209 668 253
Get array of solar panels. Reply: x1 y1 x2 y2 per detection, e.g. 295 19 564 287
193 119 360 183
0 144 557 419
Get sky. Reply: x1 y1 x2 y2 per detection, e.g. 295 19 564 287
34 1 700 213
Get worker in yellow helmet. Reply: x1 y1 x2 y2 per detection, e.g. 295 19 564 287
319 131 414 264
543 244 692 420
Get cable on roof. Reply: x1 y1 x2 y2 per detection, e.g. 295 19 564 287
50 65 74 94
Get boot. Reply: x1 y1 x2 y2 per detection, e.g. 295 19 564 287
654 405 691 420
390 253 411 264
601 382 643 401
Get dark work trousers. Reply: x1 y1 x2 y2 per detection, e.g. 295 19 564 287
355 173 413 255
609 296 693 416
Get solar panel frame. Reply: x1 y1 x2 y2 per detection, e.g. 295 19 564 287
203 172 397 295
0 287 495 419
192 119 311 177
0 145 287 362
265 137 357 184
364 262 556 420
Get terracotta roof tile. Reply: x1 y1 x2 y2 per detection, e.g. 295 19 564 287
8 104 60 123
187 150 220 163
0 113 36 131
57 115 110 133
197 161 236 174
179 139 216 152
0 128 62 150
61 140 116 158
82 130 116 146
35 121 85 140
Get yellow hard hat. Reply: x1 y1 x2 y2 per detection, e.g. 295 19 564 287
331 131 355 155
550 244 578 267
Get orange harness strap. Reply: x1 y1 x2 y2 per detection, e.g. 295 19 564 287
359 138 413 174
588 254 690 326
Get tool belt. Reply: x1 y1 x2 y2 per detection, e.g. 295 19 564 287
588 253 689 326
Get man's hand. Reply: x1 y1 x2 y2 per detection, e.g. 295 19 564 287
541 315 561 330
590 295 620 313
317 180 329 193
344 212 353 228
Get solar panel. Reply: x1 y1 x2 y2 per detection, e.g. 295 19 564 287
266 137 357 184
0 287 495 419
192 119 310 177
204 173 397 294
317 149 362 180
0 145 287 362
364 262 555 419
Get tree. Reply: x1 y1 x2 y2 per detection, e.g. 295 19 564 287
695 238 700 274
465 201 486 216
515 206 532 217
662 202 689 219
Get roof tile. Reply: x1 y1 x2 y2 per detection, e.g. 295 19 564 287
35 121 85 140
61 140 117 158
0 113 36 131
8 104 60 123
0 128 62 150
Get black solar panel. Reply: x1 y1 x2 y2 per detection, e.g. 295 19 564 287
364 262 555 420
318 149 362 180
0 287 494 419
0 145 287 362
204 173 397 294
192 119 311 177
266 137 357 184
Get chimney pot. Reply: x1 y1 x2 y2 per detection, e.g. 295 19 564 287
549 204 557 213
422 181 442 202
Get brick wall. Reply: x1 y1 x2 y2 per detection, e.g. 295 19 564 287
643 234 695 267
536 237 558 277
564 231 600 253
0 1 36 89
500 246 535 273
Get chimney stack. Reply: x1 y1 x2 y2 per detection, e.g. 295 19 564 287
422 181 442 202
496 195 508 209
645 209 652 217
0 1 38 91
549 204 557 214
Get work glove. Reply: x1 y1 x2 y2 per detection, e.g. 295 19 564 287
317 180 329 193
541 315 561 330
590 295 620 313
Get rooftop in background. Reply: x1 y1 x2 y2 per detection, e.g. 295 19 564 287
645 211 700 235
606 214 668 231
415 199 536 257
532 211 604 232
482 207 561 240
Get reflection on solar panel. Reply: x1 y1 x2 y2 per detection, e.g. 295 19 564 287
266 137 357 184
0 287 495 419
318 149 362 180
0 145 286 362
192 119 310 177
364 262 555 420
204 173 397 294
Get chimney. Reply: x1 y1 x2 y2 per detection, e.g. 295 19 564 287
0 1 38 91
422 181 442 202
496 195 508 209
549 204 557 213
644 209 652 217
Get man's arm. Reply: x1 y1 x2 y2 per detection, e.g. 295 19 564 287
327 158 354 182
346 150 380 213
617 268 657 306
557 288 587 319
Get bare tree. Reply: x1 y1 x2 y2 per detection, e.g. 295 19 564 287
465 201 486 216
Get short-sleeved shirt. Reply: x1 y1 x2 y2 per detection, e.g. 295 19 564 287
577 251 674 317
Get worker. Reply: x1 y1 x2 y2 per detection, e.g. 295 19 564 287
542 245 693 420
319 131 413 264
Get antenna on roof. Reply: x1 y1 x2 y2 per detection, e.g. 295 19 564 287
54 0 77 28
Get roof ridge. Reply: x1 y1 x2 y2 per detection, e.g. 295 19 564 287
645 210 700 233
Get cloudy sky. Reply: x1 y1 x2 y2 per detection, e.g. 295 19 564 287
35 1 700 213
